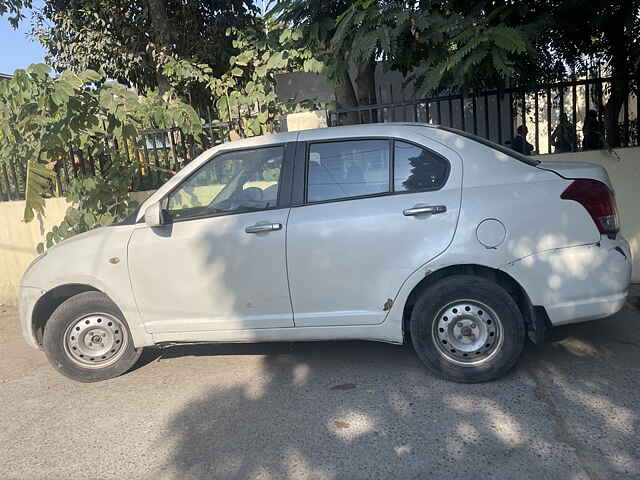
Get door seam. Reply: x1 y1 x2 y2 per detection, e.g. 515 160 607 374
284 207 296 326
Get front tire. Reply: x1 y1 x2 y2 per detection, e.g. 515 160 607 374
43 291 142 382
409 275 525 383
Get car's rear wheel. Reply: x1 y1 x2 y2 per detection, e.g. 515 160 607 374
409 275 525 383
43 291 142 382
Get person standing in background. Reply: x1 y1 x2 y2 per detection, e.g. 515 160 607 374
510 125 535 155
551 112 576 153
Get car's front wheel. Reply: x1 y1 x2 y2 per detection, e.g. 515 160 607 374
43 291 142 382
409 275 525 383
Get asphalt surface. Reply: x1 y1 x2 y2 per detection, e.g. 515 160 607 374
1 290 639 480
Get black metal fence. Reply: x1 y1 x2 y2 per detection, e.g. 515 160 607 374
2 77 638 202
328 77 639 155
0 121 234 202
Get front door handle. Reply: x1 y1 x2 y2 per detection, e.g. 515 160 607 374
403 205 447 216
245 223 282 234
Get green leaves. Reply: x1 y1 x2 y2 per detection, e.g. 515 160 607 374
78 69 103 84
404 8 531 96
279 0 532 98
0 62 203 226
205 17 324 138
23 159 56 223
38 159 141 251
491 26 527 53
26 63 51 79
0 0 32 28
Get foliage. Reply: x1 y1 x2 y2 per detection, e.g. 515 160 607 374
0 64 97 221
271 0 351 77
276 0 638 145
530 0 640 146
32 0 259 104
329 1 532 96
36 163 140 253
0 0 30 27
212 21 323 136
273 1 533 109
0 63 203 226
163 18 325 137
271 0 361 110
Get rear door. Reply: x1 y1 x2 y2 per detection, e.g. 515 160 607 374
286 128 462 327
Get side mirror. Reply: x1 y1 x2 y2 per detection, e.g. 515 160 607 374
144 201 165 227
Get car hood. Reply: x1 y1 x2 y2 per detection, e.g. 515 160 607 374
47 227 107 253
21 224 135 290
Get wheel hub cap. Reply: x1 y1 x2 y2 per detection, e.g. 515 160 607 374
432 300 504 366
64 314 127 368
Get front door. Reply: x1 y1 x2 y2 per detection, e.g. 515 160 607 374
286 133 462 327
128 145 294 333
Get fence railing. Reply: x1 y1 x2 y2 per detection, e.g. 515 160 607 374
0 121 234 202
328 77 639 155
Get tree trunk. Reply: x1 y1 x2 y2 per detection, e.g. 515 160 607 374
602 2 633 148
604 68 627 148
145 0 171 95
354 56 377 123
334 69 359 125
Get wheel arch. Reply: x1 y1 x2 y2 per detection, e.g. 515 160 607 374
401 264 551 344
31 284 100 346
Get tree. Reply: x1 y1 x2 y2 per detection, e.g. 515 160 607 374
535 0 640 147
162 17 325 137
332 1 532 96
278 0 639 146
275 0 531 116
0 64 202 223
32 0 258 104
0 0 31 27
271 0 361 119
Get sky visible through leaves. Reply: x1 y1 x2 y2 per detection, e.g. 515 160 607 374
0 0 45 74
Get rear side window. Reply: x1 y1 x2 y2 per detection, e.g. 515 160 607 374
394 141 449 192
307 140 390 202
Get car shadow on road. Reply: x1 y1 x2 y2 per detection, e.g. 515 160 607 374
131 306 640 479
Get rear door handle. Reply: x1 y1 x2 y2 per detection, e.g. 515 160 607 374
403 205 447 216
245 223 282 234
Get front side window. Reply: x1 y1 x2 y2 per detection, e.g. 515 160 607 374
307 140 390 202
166 146 283 221
394 141 449 192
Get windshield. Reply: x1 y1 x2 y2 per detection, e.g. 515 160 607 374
427 125 541 166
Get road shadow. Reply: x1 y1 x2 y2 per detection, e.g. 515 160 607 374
131 305 640 479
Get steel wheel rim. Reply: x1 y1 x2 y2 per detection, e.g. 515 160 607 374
431 299 504 366
63 313 128 368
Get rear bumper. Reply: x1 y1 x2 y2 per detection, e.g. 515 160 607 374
502 236 632 326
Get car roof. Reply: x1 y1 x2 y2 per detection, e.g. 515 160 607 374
236 122 538 166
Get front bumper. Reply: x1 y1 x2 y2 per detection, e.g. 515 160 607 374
19 286 45 349
502 236 632 326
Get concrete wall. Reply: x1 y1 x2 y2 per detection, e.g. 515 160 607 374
0 197 71 304
0 190 155 305
0 148 638 305
285 110 328 131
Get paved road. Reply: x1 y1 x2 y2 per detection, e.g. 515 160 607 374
1 294 639 480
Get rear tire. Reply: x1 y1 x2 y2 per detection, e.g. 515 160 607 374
43 291 142 382
409 275 525 383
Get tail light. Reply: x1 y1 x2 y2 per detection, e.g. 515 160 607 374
561 179 619 236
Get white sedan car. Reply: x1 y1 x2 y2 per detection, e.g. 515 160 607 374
19 123 631 383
